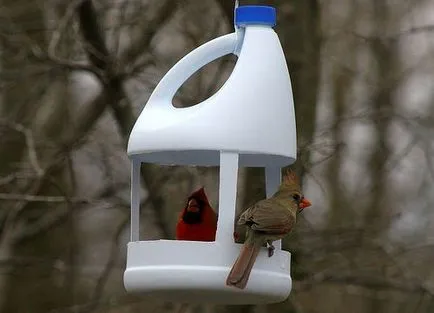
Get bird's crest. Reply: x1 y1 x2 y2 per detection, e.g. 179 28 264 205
281 168 300 189
188 186 210 205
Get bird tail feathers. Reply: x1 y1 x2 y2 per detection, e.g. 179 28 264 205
225 242 261 289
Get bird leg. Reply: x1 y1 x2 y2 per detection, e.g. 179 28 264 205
266 240 275 257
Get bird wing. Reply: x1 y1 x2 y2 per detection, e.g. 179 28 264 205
237 199 295 235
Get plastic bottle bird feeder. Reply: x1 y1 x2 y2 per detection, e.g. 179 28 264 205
124 5 297 305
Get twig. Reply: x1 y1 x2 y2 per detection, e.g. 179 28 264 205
0 5 102 79
76 0 111 71
0 119 43 176
0 174 16 186
48 0 83 57
80 212 130 313
0 178 130 205
384 140 418 172
112 0 130 57
0 90 117 245
75 0 177 240
120 54 154 79
77 198 150 313
350 24 434 42
295 273 433 296
176 303 189 313
0 193 89 203
118 1 178 69
42 53 105 80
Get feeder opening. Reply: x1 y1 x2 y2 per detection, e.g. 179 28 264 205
125 153 292 304
173 54 237 108
129 159 247 245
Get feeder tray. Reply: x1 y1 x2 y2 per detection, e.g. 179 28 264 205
124 240 291 305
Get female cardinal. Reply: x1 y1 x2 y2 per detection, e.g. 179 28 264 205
175 187 217 241
226 169 311 289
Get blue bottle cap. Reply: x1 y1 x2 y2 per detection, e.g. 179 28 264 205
235 5 277 28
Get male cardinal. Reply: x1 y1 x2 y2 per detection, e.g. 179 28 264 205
175 187 241 242
226 169 311 289
175 187 217 241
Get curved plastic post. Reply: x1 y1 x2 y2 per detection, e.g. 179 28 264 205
216 152 239 244
147 32 238 108
265 166 282 250
130 159 141 241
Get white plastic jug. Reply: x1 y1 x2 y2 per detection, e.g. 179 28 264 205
127 5 296 168
124 5 297 305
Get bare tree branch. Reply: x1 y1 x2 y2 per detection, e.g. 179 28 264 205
0 87 111 245
295 273 433 296
0 119 43 176
79 211 131 313
118 1 179 70
0 5 103 79
75 0 183 239
47 0 82 57
0 193 89 203
37 53 105 80
350 24 434 42
120 54 154 80
77 0 111 73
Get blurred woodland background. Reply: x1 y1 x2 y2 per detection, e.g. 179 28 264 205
0 0 434 312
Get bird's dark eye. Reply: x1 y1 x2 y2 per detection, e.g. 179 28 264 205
292 194 301 202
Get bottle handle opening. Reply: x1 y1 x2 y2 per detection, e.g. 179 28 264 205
147 33 239 109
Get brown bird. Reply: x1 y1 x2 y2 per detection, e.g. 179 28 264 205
225 169 311 289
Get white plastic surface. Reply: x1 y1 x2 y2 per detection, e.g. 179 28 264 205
126 152 290 304
123 240 291 305
127 25 297 167
124 23 296 304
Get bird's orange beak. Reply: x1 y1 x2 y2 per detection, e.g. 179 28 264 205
300 198 312 209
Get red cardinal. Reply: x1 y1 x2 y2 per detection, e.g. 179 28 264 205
175 187 217 241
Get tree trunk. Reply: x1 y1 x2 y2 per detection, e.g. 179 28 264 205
364 1 399 312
